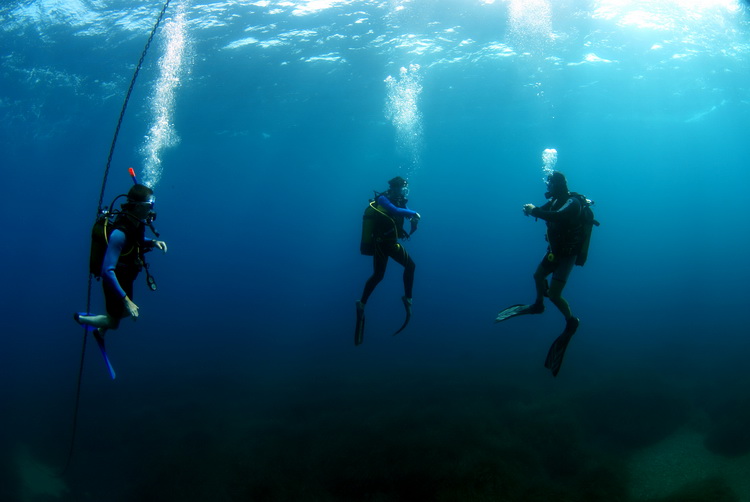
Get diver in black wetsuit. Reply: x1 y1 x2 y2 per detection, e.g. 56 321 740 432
523 170 583 330
355 176 421 345
495 170 588 376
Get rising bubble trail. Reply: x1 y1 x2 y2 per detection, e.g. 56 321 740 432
141 1 188 189
542 148 557 178
385 64 423 173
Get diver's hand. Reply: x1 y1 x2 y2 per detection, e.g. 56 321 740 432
154 240 168 253
523 204 535 216
411 213 421 222
124 296 139 320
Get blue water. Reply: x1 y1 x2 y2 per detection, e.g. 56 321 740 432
2 0 750 500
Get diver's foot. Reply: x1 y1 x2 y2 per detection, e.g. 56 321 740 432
392 297 413 336
74 312 91 326
94 327 109 340
527 303 545 314
565 316 580 335
355 301 365 346
402 296 412 315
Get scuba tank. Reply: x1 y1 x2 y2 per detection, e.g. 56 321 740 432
570 192 600 266
360 193 404 255
360 203 377 256
89 196 126 278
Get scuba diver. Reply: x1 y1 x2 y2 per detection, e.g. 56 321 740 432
74 183 167 341
495 171 597 376
356 176 421 346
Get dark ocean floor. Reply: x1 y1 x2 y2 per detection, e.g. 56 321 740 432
5 346 750 502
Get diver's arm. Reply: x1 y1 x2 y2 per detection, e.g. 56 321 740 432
102 230 140 318
102 230 128 299
529 197 580 223
523 200 551 217
377 195 419 219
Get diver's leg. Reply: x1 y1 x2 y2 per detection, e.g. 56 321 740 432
547 279 572 320
532 256 552 309
89 278 128 330
361 251 388 305
389 244 415 300
75 313 116 329
547 255 576 322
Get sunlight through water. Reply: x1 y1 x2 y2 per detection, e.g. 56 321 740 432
507 0 553 54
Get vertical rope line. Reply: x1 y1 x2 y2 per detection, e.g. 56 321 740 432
61 0 172 476
98 0 172 214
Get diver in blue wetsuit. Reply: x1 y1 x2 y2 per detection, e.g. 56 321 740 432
355 176 421 345
75 184 167 337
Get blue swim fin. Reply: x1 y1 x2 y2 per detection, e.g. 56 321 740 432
92 329 116 380
74 313 116 379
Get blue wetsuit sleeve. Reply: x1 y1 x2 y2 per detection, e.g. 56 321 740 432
531 197 580 224
102 229 127 299
377 195 418 218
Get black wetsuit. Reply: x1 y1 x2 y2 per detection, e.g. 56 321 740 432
531 194 583 257
531 194 582 282
102 214 153 319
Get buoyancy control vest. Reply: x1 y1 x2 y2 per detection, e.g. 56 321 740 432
89 210 147 278
544 192 599 266
360 195 408 256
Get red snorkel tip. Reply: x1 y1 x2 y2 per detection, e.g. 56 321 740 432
128 167 138 184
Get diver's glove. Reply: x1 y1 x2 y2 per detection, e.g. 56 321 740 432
409 213 420 236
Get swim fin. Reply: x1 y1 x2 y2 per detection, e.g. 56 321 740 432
355 301 365 346
544 317 579 377
494 303 544 323
75 313 116 379
92 328 117 380
392 296 412 336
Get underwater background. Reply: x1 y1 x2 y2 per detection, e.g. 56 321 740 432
2 0 750 500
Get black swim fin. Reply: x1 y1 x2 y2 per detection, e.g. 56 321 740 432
544 317 579 377
494 303 544 323
355 301 365 346
392 296 412 336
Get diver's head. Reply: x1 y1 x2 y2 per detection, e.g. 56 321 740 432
545 171 568 199
387 176 409 199
123 184 156 222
